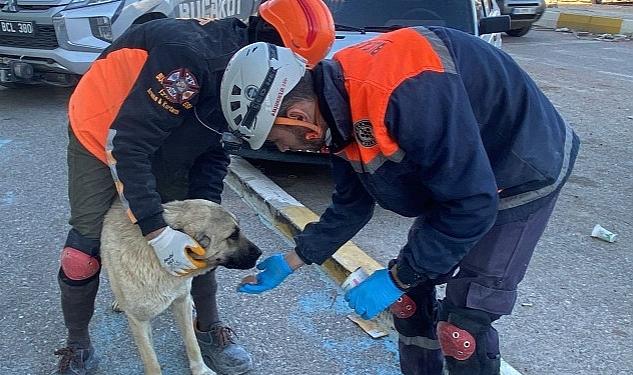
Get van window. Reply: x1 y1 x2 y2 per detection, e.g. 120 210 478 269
325 0 476 34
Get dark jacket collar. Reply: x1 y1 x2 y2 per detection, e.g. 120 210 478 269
313 60 354 153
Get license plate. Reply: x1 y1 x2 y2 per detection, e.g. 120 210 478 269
0 20 36 37
512 8 537 15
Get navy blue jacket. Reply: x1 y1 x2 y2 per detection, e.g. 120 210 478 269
69 18 249 235
294 27 579 282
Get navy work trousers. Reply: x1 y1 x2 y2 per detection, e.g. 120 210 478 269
396 191 560 375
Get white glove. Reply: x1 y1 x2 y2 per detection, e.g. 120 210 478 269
148 227 206 276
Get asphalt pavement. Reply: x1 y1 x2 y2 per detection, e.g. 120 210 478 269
1 28 631 375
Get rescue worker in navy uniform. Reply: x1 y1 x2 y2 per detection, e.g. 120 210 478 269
220 28 580 375
54 1 334 373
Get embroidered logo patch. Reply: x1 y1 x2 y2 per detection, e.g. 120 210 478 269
354 120 377 148
161 68 200 104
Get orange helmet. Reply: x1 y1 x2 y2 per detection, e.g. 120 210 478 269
259 0 335 68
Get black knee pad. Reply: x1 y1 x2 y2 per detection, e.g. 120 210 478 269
437 301 500 375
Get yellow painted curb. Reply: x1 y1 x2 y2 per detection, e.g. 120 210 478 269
557 12 624 33
279 200 383 279
225 156 522 374
557 13 592 29
589 15 624 34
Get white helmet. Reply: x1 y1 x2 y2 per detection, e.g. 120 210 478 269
220 42 307 150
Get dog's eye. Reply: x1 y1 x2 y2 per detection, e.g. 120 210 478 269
228 229 240 241
198 236 211 248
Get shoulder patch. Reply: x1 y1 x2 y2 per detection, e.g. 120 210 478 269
354 120 377 148
161 68 200 104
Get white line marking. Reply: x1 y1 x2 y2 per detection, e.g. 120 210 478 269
596 70 633 82
565 87 607 94
505 40 602 47
513 56 536 62
502 360 523 375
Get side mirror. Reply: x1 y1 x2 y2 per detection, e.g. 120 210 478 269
479 16 511 35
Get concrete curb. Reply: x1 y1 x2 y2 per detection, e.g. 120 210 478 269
225 156 522 375
535 8 633 34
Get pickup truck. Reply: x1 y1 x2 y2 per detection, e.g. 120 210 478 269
0 0 256 87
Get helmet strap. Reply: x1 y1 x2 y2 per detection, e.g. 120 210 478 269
273 117 322 140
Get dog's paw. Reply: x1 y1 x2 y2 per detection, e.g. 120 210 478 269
111 300 123 313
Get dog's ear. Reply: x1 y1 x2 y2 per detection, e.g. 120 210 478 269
162 200 188 231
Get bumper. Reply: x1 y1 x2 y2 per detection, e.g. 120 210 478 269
0 46 99 75
499 2 546 29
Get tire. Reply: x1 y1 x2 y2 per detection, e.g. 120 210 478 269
505 25 532 37
133 13 167 25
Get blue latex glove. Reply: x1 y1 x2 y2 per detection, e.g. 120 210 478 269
238 254 293 294
345 269 404 320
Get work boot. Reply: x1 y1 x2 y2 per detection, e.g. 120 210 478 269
195 322 253 375
53 346 99 375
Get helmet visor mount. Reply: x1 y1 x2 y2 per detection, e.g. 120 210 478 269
221 64 278 153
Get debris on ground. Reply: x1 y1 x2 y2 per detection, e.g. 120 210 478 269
594 33 630 42
559 29 632 42
347 314 389 339
627 116 633 120
521 302 534 307
591 224 618 243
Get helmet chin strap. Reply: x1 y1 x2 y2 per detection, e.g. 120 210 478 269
274 117 322 140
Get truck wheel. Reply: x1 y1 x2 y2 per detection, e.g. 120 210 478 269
133 13 167 25
506 25 531 37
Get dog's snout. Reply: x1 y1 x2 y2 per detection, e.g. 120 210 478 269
223 240 262 270
251 244 262 258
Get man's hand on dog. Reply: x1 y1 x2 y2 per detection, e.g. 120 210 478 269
238 252 304 294
147 226 207 276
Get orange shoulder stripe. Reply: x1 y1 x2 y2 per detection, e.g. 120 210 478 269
333 27 455 173
68 48 149 163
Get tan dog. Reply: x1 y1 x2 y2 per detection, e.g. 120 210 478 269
101 199 261 375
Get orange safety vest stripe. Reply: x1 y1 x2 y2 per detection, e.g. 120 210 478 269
68 48 149 164
332 27 454 173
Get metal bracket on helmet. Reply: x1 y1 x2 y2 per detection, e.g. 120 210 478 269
221 131 245 153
